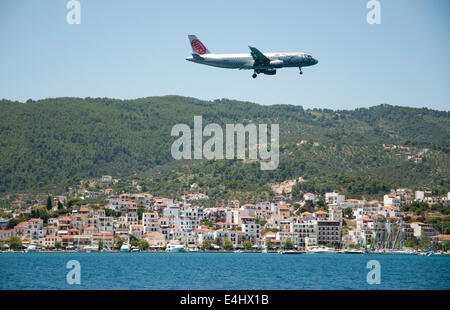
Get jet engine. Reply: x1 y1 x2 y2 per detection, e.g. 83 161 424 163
262 69 277 75
269 60 283 68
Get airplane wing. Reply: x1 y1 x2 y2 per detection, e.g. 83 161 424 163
248 46 270 66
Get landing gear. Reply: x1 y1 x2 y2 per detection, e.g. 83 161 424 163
252 73 257 78
299 67 303 75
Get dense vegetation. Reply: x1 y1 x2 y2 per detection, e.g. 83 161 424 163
0 96 448 200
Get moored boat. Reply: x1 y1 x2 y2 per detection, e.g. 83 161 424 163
120 243 130 252
307 246 336 254
278 250 305 255
25 244 38 253
344 249 365 254
165 240 185 253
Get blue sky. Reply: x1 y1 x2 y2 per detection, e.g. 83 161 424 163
0 0 449 110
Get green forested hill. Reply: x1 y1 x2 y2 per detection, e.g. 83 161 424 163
0 96 449 198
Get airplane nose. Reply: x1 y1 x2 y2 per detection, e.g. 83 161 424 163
314 58 318 64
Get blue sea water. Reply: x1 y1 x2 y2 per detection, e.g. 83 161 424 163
0 253 449 290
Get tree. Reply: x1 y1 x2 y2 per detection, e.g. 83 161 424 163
57 200 64 210
223 238 233 250
31 206 49 224
137 207 145 220
115 237 124 249
138 240 149 251
201 240 212 250
98 240 104 251
214 237 222 247
243 240 253 250
343 207 353 219
283 238 294 249
46 196 53 211
55 240 62 249
9 236 22 249
6 218 19 229
304 200 315 212
265 239 273 249
66 198 83 208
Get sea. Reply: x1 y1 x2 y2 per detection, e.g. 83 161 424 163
0 253 449 290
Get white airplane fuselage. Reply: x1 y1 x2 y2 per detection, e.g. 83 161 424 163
186 35 318 77
186 52 318 70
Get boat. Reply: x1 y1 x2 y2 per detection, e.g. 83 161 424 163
187 248 199 253
344 249 365 254
131 247 140 252
120 243 130 252
307 246 336 254
233 249 243 253
165 240 185 253
25 244 38 253
385 249 417 255
279 250 305 255
83 245 99 253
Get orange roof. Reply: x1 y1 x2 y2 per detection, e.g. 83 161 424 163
146 232 164 236
314 211 328 215
432 234 450 241
360 217 373 221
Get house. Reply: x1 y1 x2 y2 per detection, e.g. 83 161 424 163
316 220 340 245
409 222 436 240
303 193 316 202
92 233 114 249
43 235 61 248
144 232 166 247
431 234 450 246
102 175 112 183
313 211 328 220
325 192 345 205
329 209 343 224
276 232 301 248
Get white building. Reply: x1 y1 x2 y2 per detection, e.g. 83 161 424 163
325 192 345 205
303 193 316 202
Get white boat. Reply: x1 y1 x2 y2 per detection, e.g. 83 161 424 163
25 244 38 253
344 249 365 254
307 246 336 254
131 247 140 252
120 243 130 252
384 249 417 255
279 250 305 255
83 245 99 253
165 240 185 253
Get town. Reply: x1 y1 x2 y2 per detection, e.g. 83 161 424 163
0 175 449 255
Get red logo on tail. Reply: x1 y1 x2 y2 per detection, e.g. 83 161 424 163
191 39 207 55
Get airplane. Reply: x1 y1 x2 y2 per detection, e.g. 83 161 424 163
186 35 318 78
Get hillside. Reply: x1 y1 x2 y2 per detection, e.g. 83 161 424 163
0 96 449 199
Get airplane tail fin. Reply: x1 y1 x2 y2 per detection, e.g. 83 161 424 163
188 35 210 55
